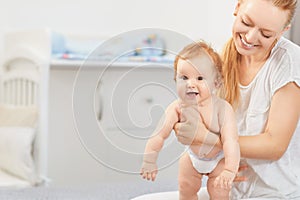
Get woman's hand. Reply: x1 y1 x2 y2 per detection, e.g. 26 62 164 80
233 164 248 182
174 104 221 148
174 104 205 145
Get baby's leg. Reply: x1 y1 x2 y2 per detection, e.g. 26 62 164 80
178 152 202 200
207 158 231 200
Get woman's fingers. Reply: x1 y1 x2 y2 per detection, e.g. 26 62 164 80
238 164 248 172
233 164 248 182
233 175 247 182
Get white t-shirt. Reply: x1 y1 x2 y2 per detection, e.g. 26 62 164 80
233 37 300 199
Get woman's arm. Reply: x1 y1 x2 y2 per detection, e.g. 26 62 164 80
239 82 300 160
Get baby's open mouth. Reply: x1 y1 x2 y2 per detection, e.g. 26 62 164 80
186 91 199 97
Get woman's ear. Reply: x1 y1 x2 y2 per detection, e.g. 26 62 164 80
283 24 291 33
277 24 291 39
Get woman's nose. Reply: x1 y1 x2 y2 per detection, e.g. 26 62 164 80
245 28 259 43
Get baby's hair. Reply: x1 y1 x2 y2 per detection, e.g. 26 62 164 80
173 41 223 86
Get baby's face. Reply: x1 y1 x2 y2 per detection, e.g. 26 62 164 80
176 56 217 105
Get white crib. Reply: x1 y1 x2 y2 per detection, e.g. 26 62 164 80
0 29 50 187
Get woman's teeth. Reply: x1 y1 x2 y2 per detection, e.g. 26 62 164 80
241 37 254 48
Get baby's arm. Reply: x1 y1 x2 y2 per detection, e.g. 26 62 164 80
214 101 240 189
141 100 180 181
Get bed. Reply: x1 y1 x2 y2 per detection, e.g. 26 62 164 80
0 31 49 187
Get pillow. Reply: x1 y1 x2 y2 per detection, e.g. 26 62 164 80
0 104 38 127
0 168 31 187
0 127 38 185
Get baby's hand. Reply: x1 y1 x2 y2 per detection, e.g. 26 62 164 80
140 161 158 181
213 169 235 189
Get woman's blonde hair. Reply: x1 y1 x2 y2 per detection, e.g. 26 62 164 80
222 0 297 108
174 41 223 86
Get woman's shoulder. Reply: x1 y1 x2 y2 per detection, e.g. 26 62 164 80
273 37 300 58
267 37 300 72
268 37 300 94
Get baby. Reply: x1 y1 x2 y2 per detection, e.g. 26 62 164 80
140 41 240 199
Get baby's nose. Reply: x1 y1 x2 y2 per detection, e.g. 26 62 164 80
187 79 196 88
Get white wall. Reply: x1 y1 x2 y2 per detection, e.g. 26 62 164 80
0 0 236 60
290 3 300 45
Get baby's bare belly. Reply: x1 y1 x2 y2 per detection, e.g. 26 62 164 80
190 144 221 159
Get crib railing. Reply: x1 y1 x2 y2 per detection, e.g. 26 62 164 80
0 71 39 106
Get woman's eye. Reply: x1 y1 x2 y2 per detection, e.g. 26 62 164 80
241 19 250 26
261 32 272 39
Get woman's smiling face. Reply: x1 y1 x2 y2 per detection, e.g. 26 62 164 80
232 0 289 58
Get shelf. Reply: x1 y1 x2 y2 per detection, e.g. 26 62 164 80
50 59 174 70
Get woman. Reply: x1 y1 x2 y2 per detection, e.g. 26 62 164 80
175 0 300 198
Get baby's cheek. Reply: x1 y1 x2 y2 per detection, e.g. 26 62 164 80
176 79 186 87
176 80 186 98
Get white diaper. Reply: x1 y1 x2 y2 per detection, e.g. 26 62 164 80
188 148 224 174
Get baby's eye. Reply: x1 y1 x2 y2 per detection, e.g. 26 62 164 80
181 76 188 80
197 76 203 80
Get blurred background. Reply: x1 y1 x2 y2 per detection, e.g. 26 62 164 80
0 0 299 189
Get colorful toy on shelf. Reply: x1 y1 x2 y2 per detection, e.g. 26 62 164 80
134 34 165 56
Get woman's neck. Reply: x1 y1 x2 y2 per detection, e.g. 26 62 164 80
239 56 267 86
